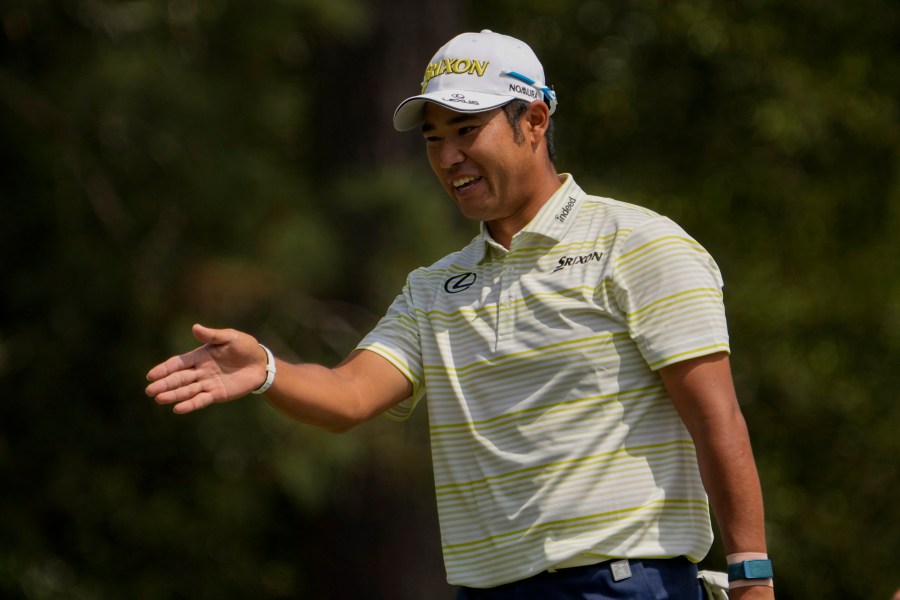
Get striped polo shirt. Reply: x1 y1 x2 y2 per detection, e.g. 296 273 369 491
357 175 729 588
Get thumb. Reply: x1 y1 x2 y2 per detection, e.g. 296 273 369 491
192 323 236 347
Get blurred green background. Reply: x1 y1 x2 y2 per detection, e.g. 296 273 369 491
2 0 898 598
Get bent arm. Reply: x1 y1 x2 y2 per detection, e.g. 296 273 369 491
146 324 413 432
659 352 774 599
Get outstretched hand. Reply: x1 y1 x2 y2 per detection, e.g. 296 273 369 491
145 324 268 414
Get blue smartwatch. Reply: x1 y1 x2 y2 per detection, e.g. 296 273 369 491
727 559 774 582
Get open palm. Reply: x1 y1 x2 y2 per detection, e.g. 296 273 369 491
145 324 267 414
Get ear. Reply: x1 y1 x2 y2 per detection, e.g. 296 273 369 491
525 101 550 146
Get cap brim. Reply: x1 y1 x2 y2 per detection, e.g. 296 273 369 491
393 90 515 131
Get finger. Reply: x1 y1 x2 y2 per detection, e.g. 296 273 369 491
192 323 237 347
151 377 206 405
172 391 217 415
145 350 200 384
144 371 200 404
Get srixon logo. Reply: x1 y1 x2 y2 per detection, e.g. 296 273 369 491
553 252 603 274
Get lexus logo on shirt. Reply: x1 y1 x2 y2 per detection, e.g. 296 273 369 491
444 272 477 293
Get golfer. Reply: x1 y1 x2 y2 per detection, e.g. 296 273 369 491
146 30 775 599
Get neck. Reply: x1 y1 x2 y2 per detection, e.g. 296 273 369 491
486 168 562 249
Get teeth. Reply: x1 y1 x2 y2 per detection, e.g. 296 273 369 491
451 176 478 189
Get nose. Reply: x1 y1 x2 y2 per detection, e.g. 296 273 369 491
436 140 465 170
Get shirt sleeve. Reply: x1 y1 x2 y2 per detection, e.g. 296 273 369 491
355 275 426 421
611 216 730 370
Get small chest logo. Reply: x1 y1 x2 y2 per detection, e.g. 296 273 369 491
553 252 604 274
444 272 477 293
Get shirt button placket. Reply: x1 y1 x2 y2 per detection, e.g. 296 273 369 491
498 262 514 344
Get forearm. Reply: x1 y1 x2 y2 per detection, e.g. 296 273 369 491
694 407 776 600
262 359 368 432
692 409 767 555
694 418 773 598
260 349 413 433
688 416 774 600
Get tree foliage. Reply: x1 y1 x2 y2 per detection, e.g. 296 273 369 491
2 0 898 598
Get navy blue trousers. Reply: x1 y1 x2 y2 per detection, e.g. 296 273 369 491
456 557 703 600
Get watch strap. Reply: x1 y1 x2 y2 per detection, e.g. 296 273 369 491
727 559 774 582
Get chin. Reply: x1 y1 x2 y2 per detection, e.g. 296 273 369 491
453 199 493 222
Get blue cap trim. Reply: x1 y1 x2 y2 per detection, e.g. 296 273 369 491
502 71 558 112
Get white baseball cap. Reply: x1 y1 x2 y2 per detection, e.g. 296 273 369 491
393 29 558 132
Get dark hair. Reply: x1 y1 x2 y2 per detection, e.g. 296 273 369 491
501 100 557 165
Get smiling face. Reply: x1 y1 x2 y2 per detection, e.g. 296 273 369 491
421 102 559 247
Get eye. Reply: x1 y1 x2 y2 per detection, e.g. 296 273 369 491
458 125 477 136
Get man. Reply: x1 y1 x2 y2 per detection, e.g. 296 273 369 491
146 30 775 599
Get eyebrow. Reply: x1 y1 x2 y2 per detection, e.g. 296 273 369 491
421 113 480 133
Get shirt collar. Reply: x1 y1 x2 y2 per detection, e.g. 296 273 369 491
475 174 584 263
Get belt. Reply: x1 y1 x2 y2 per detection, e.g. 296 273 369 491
548 557 635 582
546 554 604 572
547 557 694 583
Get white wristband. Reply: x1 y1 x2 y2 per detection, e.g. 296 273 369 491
251 344 276 395
730 579 774 590
727 552 769 564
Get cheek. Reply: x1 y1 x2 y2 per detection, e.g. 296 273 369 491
425 150 443 178
472 130 521 173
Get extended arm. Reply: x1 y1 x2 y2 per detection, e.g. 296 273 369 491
659 352 774 600
145 324 413 432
